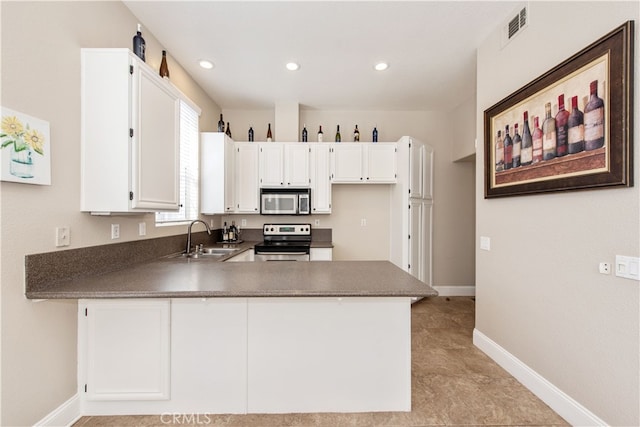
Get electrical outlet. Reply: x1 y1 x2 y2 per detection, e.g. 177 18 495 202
138 222 146 236
241 219 247 227
360 218 367 226
599 262 610 274
111 224 120 239
480 236 491 251
315 219 320 226
55 227 70 247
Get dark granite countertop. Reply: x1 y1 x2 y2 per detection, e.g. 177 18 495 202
26 257 436 300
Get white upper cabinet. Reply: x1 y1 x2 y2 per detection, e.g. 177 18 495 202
259 143 310 187
331 143 397 184
81 48 181 214
309 144 332 214
235 143 260 213
201 132 235 215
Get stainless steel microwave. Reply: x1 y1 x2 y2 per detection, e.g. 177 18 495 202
260 188 311 215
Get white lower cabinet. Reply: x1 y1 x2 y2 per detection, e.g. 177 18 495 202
80 299 171 401
310 247 333 261
79 296 410 415
225 249 255 262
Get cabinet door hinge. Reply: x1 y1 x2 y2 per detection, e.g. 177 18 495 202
129 128 134 138
84 307 88 317
129 65 134 75
84 384 88 393
129 191 134 201
408 263 411 269
408 234 411 240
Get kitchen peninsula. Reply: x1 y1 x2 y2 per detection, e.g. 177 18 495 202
26 245 436 416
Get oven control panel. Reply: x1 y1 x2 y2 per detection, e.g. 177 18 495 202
263 223 311 236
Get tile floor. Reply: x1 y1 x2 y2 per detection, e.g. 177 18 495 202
73 296 568 426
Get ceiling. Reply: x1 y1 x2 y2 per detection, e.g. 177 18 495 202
124 1 519 112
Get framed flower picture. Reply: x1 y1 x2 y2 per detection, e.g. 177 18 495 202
1 107 51 185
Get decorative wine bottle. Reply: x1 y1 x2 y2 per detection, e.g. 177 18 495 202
512 123 521 168
542 102 557 160
567 95 585 154
495 130 504 172
133 24 146 62
248 126 254 142
503 125 513 170
217 114 225 132
225 122 232 138
520 111 533 166
335 125 341 142
372 127 378 143
555 94 569 157
532 116 543 163
317 125 324 142
354 125 360 142
159 50 169 78
584 80 605 150
302 124 308 142
266 123 273 142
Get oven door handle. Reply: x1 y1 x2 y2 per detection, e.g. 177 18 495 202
255 251 309 256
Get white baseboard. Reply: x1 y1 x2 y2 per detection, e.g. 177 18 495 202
473 329 607 426
432 285 475 296
34 393 82 427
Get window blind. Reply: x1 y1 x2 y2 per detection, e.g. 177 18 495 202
156 100 199 224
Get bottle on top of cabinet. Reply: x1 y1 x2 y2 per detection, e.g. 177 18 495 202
132 24 146 62
159 50 169 78
225 122 232 138
372 127 378 142
353 124 360 142
217 114 225 132
335 125 341 142
317 125 324 142
301 124 308 142
266 123 273 142
248 126 254 142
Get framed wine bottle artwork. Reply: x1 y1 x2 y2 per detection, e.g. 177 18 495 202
484 20 634 198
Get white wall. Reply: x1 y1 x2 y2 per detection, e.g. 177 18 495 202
0 2 220 425
475 2 639 425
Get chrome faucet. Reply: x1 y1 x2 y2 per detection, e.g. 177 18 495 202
185 220 212 256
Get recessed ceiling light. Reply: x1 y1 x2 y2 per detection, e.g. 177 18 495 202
199 60 214 69
286 62 300 71
374 62 389 71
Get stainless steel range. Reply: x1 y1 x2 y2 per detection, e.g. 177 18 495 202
254 223 312 262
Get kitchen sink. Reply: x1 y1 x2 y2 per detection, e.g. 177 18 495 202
165 247 240 261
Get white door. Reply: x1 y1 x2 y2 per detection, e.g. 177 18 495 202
224 137 236 212
235 143 260 213
409 199 424 281
409 199 433 285
365 144 397 183
259 143 284 187
310 144 332 213
132 63 180 210
82 299 171 401
331 144 363 182
285 144 310 186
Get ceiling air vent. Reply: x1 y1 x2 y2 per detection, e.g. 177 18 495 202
501 4 529 48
